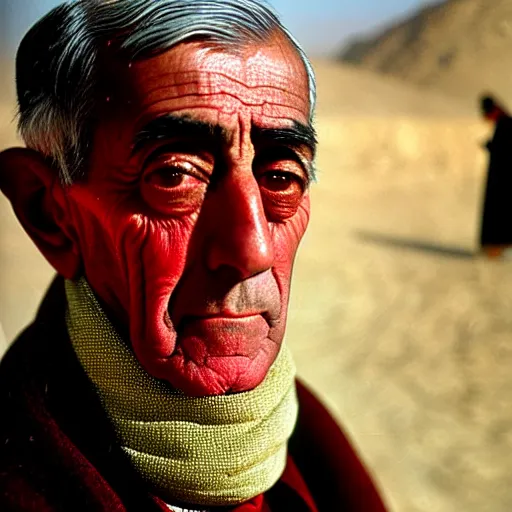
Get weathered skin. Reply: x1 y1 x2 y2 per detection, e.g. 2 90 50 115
0 33 314 396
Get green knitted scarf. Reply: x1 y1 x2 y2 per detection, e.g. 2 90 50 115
65 278 298 507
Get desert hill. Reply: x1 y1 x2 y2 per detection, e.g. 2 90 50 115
339 0 512 108
312 59 472 117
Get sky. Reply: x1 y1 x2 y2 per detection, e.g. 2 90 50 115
0 0 439 57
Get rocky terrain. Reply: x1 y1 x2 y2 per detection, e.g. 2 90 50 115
340 0 512 108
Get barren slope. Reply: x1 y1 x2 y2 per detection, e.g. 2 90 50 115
340 0 512 107
312 59 472 118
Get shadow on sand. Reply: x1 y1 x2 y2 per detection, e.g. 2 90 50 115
355 230 476 260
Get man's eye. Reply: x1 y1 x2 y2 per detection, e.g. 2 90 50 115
258 171 305 194
257 169 307 222
145 168 186 188
141 159 208 216
259 172 298 192
144 159 208 189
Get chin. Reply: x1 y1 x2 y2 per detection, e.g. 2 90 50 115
130 284 287 396
162 344 280 397
133 317 283 396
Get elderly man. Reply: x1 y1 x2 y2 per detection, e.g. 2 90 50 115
0 1 387 510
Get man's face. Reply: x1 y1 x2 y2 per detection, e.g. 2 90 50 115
62 33 315 396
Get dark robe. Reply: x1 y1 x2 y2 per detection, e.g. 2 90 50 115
480 115 512 246
0 277 387 511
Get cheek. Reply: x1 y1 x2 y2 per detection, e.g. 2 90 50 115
118 215 198 338
120 216 193 290
273 196 310 263
271 196 310 294
68 186 196 321
122 215 197 358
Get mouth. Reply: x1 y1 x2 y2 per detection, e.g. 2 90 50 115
164 300 276 331
188 311 259 319
177 314 272 359
181 311 273 326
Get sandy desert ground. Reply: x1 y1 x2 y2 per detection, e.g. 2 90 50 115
1 60 511 512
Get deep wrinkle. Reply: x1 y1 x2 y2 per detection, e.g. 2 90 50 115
133 71 309 112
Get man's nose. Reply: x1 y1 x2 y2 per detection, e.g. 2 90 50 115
204 174 274 279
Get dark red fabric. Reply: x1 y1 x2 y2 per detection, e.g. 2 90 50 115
290 383 388 511
0 277 387 511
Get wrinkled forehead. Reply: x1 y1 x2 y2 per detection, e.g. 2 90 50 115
101 34 311 128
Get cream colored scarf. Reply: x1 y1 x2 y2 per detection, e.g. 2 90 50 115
65 278 298 507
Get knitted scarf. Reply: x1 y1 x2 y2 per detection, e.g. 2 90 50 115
65 278 298 507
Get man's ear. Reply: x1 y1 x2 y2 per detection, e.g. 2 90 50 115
0 147 81 279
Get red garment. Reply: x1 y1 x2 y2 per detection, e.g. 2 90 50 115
0 277 387 511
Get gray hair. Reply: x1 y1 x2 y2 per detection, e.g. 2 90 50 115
16 0 316 184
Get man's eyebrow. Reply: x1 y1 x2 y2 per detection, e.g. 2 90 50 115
251 122 318 180
251 122 317 155
131 114 227 156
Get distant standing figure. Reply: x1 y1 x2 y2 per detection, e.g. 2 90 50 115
479 94 512 257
